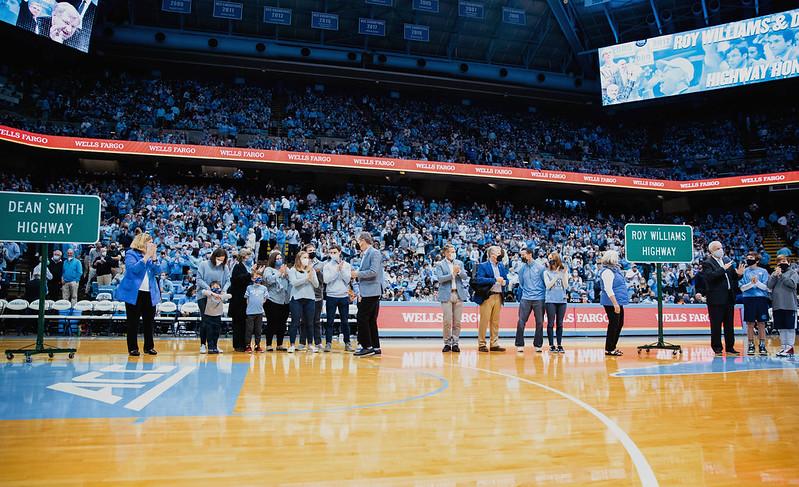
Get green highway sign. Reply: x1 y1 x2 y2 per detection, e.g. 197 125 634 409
624 223 693 263
0 191 101 244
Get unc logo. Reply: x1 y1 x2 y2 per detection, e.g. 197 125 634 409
635 40 647 47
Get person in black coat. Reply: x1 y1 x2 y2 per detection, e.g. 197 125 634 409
228 249 253 352
47 249 64 300
701 241 745 355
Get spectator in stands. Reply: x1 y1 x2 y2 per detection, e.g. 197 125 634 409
739 251 770 356
263 250 290 351
768 255 798 357
598 250 628 357
116 233 160 357
544 252 569 353
92 246 113 287
159 273 174 301
47 249 63 301
434 244 468 353
61 248 82 306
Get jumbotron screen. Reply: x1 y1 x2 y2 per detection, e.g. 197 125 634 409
599 8 799 105
0 0 99 52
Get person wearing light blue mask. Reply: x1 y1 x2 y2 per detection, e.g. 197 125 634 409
243 272 269 353
263 250 290 351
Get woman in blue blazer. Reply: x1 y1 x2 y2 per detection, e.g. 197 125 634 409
116 233 161 356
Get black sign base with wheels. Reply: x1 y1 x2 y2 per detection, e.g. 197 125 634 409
4 243 77 363
636 263 682 357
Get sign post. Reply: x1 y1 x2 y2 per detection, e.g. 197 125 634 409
624 223 694 356
1 191 101 363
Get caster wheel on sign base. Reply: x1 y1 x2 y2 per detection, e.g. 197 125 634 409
25 355 32 364
672 351 678 356
68 353 75 359
637 349 642 355
6 353 13 360
48 353 54 359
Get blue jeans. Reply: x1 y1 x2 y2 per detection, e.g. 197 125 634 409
289 298 316 346
515 299 545 347
325 296 351 344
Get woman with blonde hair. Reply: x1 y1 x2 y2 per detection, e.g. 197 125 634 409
544 252 569 353
598 250 629 356
116 233 161 356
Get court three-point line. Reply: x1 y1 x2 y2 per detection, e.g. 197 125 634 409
464 365 659 487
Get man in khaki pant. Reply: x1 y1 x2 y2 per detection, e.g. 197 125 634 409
434 245 470 353
472 246 508 352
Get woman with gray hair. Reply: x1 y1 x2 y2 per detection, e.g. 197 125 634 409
768 255 798 357
598 250 629 356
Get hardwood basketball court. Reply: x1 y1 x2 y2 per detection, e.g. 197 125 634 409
1 336 797 486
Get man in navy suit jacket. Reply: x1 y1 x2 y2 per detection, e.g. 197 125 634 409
473 246 508 352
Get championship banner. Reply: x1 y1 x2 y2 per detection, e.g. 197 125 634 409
1 125 797 193
376 303 744 337
599 8 799 105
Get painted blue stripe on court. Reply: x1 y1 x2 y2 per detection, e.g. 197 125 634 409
613 356 799 377
233 370 449 417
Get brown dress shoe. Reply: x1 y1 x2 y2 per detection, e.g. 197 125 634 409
490 346 506 352
479 346 489 352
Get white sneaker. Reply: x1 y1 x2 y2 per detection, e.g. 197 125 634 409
297 344 306 351
200 344 207 354
312 346 320 353
266 346 274 352
217 348 223 353
535 347 543 353
516 347 524 353
288 346 295 353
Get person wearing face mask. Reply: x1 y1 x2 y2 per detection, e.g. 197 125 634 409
738 251 771 356
92 246 113 287
61 248 82 306
116 233 160 357
263 250 290 351
228 248 253 352
159 272 174 301
196 248 230 354
303 243 325 350
47 250 64 301
701 241 745 356
544 252 569 353
84 242 102 295
288 250 320 353
322 244 354 352
434 244 469 353
768 256 798 357
515 247 547 354
243 272 269 353
201 281 231 355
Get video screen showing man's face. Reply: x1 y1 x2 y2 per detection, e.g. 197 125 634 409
49 2 80 44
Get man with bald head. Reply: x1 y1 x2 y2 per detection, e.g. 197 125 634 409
701 241 745 356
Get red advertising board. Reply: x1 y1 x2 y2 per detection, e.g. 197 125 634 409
1 125 796 192
376 303 743 337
